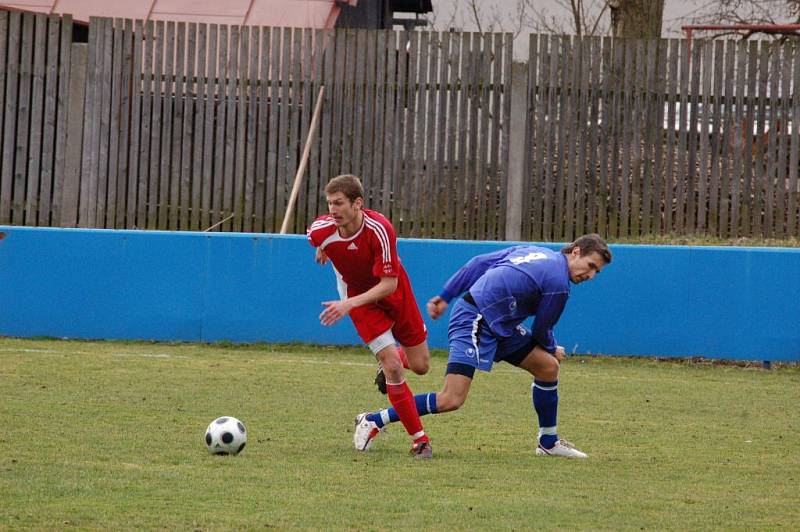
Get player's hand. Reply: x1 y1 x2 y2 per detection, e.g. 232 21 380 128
426 296 448 320
319 300 351 326
315 247 329 265
553 345 566 362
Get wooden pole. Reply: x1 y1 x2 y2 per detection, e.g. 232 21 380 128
280 85 325 234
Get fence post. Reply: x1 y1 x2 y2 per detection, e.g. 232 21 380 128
59 42 87 227
505 61 528 241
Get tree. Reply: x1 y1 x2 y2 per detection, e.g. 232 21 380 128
608 0 664 38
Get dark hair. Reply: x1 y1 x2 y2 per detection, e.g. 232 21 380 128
561 233 612 264
324 174 364 203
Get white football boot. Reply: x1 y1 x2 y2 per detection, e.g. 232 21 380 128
353 413 383 451
535 438 588 458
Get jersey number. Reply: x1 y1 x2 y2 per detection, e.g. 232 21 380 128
510 252 547 264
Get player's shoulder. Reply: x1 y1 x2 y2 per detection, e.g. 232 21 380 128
307 214 336 235
362 209 396 236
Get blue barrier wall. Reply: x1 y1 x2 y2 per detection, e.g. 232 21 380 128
1 225 798 361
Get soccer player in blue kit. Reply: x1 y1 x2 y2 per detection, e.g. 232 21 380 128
353 233 612 458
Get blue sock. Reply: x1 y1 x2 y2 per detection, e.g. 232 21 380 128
532 380 558 449
367 392 437 429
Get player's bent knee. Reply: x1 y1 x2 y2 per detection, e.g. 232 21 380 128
435 391 466 412
409 358 430 375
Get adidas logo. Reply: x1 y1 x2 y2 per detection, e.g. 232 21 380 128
347 242 358 251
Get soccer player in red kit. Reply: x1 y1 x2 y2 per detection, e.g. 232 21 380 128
306 174 433 459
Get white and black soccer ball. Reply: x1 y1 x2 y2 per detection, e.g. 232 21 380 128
204 416 247 455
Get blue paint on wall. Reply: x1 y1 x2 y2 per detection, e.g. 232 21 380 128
0 226 797 361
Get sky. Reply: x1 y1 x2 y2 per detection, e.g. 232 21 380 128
426 0 785 59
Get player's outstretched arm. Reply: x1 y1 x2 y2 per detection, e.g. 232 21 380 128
426 296 448 320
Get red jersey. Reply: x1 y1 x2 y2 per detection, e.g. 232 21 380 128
307 209 405 296
307 208 427 347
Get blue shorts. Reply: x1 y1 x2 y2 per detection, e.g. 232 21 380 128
446 297 537 377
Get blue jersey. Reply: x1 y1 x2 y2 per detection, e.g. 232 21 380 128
438 246 570 353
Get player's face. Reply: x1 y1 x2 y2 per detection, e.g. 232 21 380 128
567 249 606 284
326 191 362 228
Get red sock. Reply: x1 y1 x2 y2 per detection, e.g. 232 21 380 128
396 346 409 369
386 380 428 443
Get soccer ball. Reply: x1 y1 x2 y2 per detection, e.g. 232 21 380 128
204 416 247 455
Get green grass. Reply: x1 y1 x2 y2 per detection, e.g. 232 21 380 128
1 338 799 530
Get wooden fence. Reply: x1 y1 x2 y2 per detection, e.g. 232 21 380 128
523 34 800 241
61 16 512 239
1 11 799 241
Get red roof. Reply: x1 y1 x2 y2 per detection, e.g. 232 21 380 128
1 0 353 28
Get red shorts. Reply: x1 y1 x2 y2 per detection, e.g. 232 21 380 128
348 275 427 348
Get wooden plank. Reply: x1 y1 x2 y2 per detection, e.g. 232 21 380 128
421 31 438 237
105 18 123 228
560 36 583 241
79 17 98 227
200 24 217 230
95 18 114 228
242 25 259 232
542 35 559 240
222 24 240 231
116 19 133 228
684 40 703 234
551 36 568 240
640 39 658 236
453 33 470 239
753 42 770 236
329 30 345 176
230 25 248 232
306 29 325 225
370 29 388 214
728 41 746 237
489 33 510 239
498 33 512 240
292 28 312 232
351 29 367 183
764 43 781 237
661 39 679 233
707 40 724 236
38 15 61 227
413 30 430 237
52 15 73 226
0 11 8 224
391 30 409 229
179 22 195 230
648 39 666 234
474 32 491 239
264 27 282 232
167 21 186 230
273 27 291 230
381 31 397 219
531 35 549 239
522 33 539 240
12 13 35 225
401 30 419 236
253 26 270 233
775 42 791 238
361 30 377 211
135 20 153 228
189 23 206 231
339 29 354 176
24 14 47 225
718 39 735 238
586 36 602 235
617 39 636 238
441 32 459 237
740 42 758 236
789 41 800 237
595 37 612 236
429 31 447 237
146 21 164 228
695 40 712 232
156 21 175 229
285 27 302 232
232 24 248 232
210 24 228 229
673 39 690 233
573 36 591 237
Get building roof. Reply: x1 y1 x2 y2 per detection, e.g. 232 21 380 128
0 0 355 28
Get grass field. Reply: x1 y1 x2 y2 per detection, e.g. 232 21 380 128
1 337 799 530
